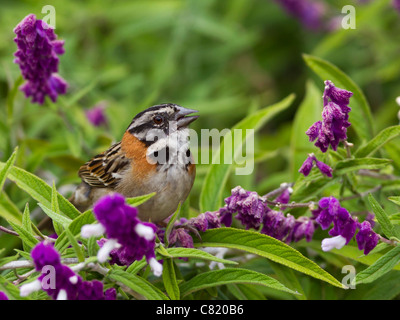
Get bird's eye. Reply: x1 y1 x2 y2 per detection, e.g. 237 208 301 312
153 115 163 125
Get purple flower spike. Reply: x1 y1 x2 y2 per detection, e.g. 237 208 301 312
21 242 116 300
13 14 68 104
306 80 352 153
85 193 162 276
356 221 379 255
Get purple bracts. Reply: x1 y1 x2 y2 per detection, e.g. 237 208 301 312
299 153 333 177
306 81 352 152
30 242 115 300
13 14 67 104
356 221 379 255
93 193 158 265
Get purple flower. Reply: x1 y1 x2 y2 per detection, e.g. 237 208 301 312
275 188 292 204
313 197 378 254
86 102 108 127
169 228 194 248
356 221 379 255
328 207 357 244
225 186 268 230
274 0 326 30
21 242 115 300
306 80 353 152
299 153 333 177
13 14 68 104
287 217 315 243
81 193 162 276
0 291 8 300
315 196 341 229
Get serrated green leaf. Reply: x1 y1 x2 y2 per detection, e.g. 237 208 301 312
334 158 392 175
193 228 343 288
180 268 299 297
164 247 237 265
199 94 295 212
38 204 72 228
0 147 18 192
8 221 39 251
303 54 374 142
355 246 400 284
355 125 400 158
108 268 169 300
162 258 180 300
21 204 34 252
0 164 80 219
368 194 394 238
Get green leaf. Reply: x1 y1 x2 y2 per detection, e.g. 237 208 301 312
355 246 400 284
65 228 85 263
0 193 22 225
164 203 181 246
0 164 80 219
108 269 169 300
179 268 299 297
290 81 322 180
193 228 343 288
199 94 295 212
6 76 23 124
334 158 392 175
55 210 96 253
0 275 28 300
388 196 400 207
303 54 374 142
21 204 34 252
0 147 18 192
8 220 39 251
355 125 400 158
164 247 237 265
162 258 180 300
126 192 156 207
368 194 394 239
38 204 72 228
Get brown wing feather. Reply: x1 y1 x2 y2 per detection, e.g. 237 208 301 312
78 142 130 188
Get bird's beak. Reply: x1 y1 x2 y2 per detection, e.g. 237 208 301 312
174 106 199 128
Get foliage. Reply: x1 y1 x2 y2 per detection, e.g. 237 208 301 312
1 0 400 301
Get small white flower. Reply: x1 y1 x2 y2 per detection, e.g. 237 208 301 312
97 239 121 263
149 257 163 277
81 223 105 238
321 235 346 252
135 223 155 241
69 275 78 285
57 289 67 300
20 279 42 297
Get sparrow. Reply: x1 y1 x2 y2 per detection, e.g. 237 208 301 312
69 103 198 223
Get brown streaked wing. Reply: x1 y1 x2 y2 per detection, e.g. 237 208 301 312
78 142 130 188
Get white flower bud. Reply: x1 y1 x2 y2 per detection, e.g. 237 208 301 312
321 235 346 252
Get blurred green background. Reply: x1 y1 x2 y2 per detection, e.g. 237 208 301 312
1 0 400 300
2 0 400 213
